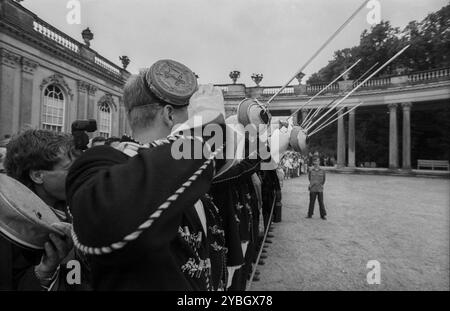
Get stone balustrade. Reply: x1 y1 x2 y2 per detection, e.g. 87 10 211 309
306 83 339 95
408 67 450 83
32 20 80 53
94 56 121 76
216 67 450 99
262 86 295 96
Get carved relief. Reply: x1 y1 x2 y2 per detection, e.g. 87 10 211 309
40 74 74 99
77 80 89 93
98 93 117 111
0 48 21 68
21 57 39 74
87 84 98 96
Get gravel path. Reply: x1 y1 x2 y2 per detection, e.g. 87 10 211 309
251 174 450 291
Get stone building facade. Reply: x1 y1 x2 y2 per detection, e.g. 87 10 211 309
0 0 131 139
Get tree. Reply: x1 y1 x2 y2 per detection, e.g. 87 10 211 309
307 4 450 84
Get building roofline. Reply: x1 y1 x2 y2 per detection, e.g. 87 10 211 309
0 0 130 86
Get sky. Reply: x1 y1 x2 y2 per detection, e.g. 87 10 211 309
22 0 449 86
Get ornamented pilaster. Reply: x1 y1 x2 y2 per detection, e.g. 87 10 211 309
87 84 98 96
77 80 89 93
19 57 39 129
87 84 98 120
0 48 21 68
0 48 21 137
21 57 39 74
76 80 89 119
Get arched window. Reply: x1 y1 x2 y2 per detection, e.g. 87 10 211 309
42 84 65 132
98 102 112 138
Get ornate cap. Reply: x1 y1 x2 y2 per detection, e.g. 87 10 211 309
145 59 198 106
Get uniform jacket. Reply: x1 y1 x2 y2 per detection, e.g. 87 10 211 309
66 137 218 290
308 167 326 192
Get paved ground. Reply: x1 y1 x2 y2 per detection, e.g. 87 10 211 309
251 174 450 291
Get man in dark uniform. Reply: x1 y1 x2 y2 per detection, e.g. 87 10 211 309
210 155 261 290
66 60 227 290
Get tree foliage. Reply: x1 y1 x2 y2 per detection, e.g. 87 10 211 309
307 4 450 84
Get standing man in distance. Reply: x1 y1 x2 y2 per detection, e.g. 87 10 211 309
306 156 327 220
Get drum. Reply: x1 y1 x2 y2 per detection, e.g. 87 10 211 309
289 126 308 154
145 59 198 107
0 174 63 250
237 98 271 129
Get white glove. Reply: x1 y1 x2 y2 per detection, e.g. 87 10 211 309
188 84 226 126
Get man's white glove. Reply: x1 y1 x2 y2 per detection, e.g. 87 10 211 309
188 84 226 125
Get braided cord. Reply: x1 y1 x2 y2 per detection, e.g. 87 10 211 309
72 135 223 255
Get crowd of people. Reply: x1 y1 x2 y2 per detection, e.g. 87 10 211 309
279 151 307 179
279 151 335 180
0 60 283 291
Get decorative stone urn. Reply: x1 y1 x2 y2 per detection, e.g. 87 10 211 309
229 70 240 84
119 56 130 70
251 73 263 86
82 27 94 47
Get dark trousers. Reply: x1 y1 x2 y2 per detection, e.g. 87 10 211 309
308 192 326 218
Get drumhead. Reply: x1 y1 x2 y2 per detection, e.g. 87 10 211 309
0 174 63 250
289 126 308 154
237 98 271 129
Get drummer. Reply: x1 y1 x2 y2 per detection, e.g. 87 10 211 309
0 129 78 290
66 60 227 290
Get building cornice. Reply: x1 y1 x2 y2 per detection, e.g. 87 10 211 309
0 19 128 87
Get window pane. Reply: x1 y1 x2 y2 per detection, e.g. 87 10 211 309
42 84 65 132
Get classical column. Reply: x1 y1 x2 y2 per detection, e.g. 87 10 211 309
0 48 21 138
402 102 412 170
388 104 399 169
291 109 298 125
337 108 346 168
301 108 309 126
348 108 356 167
19 57 39 129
